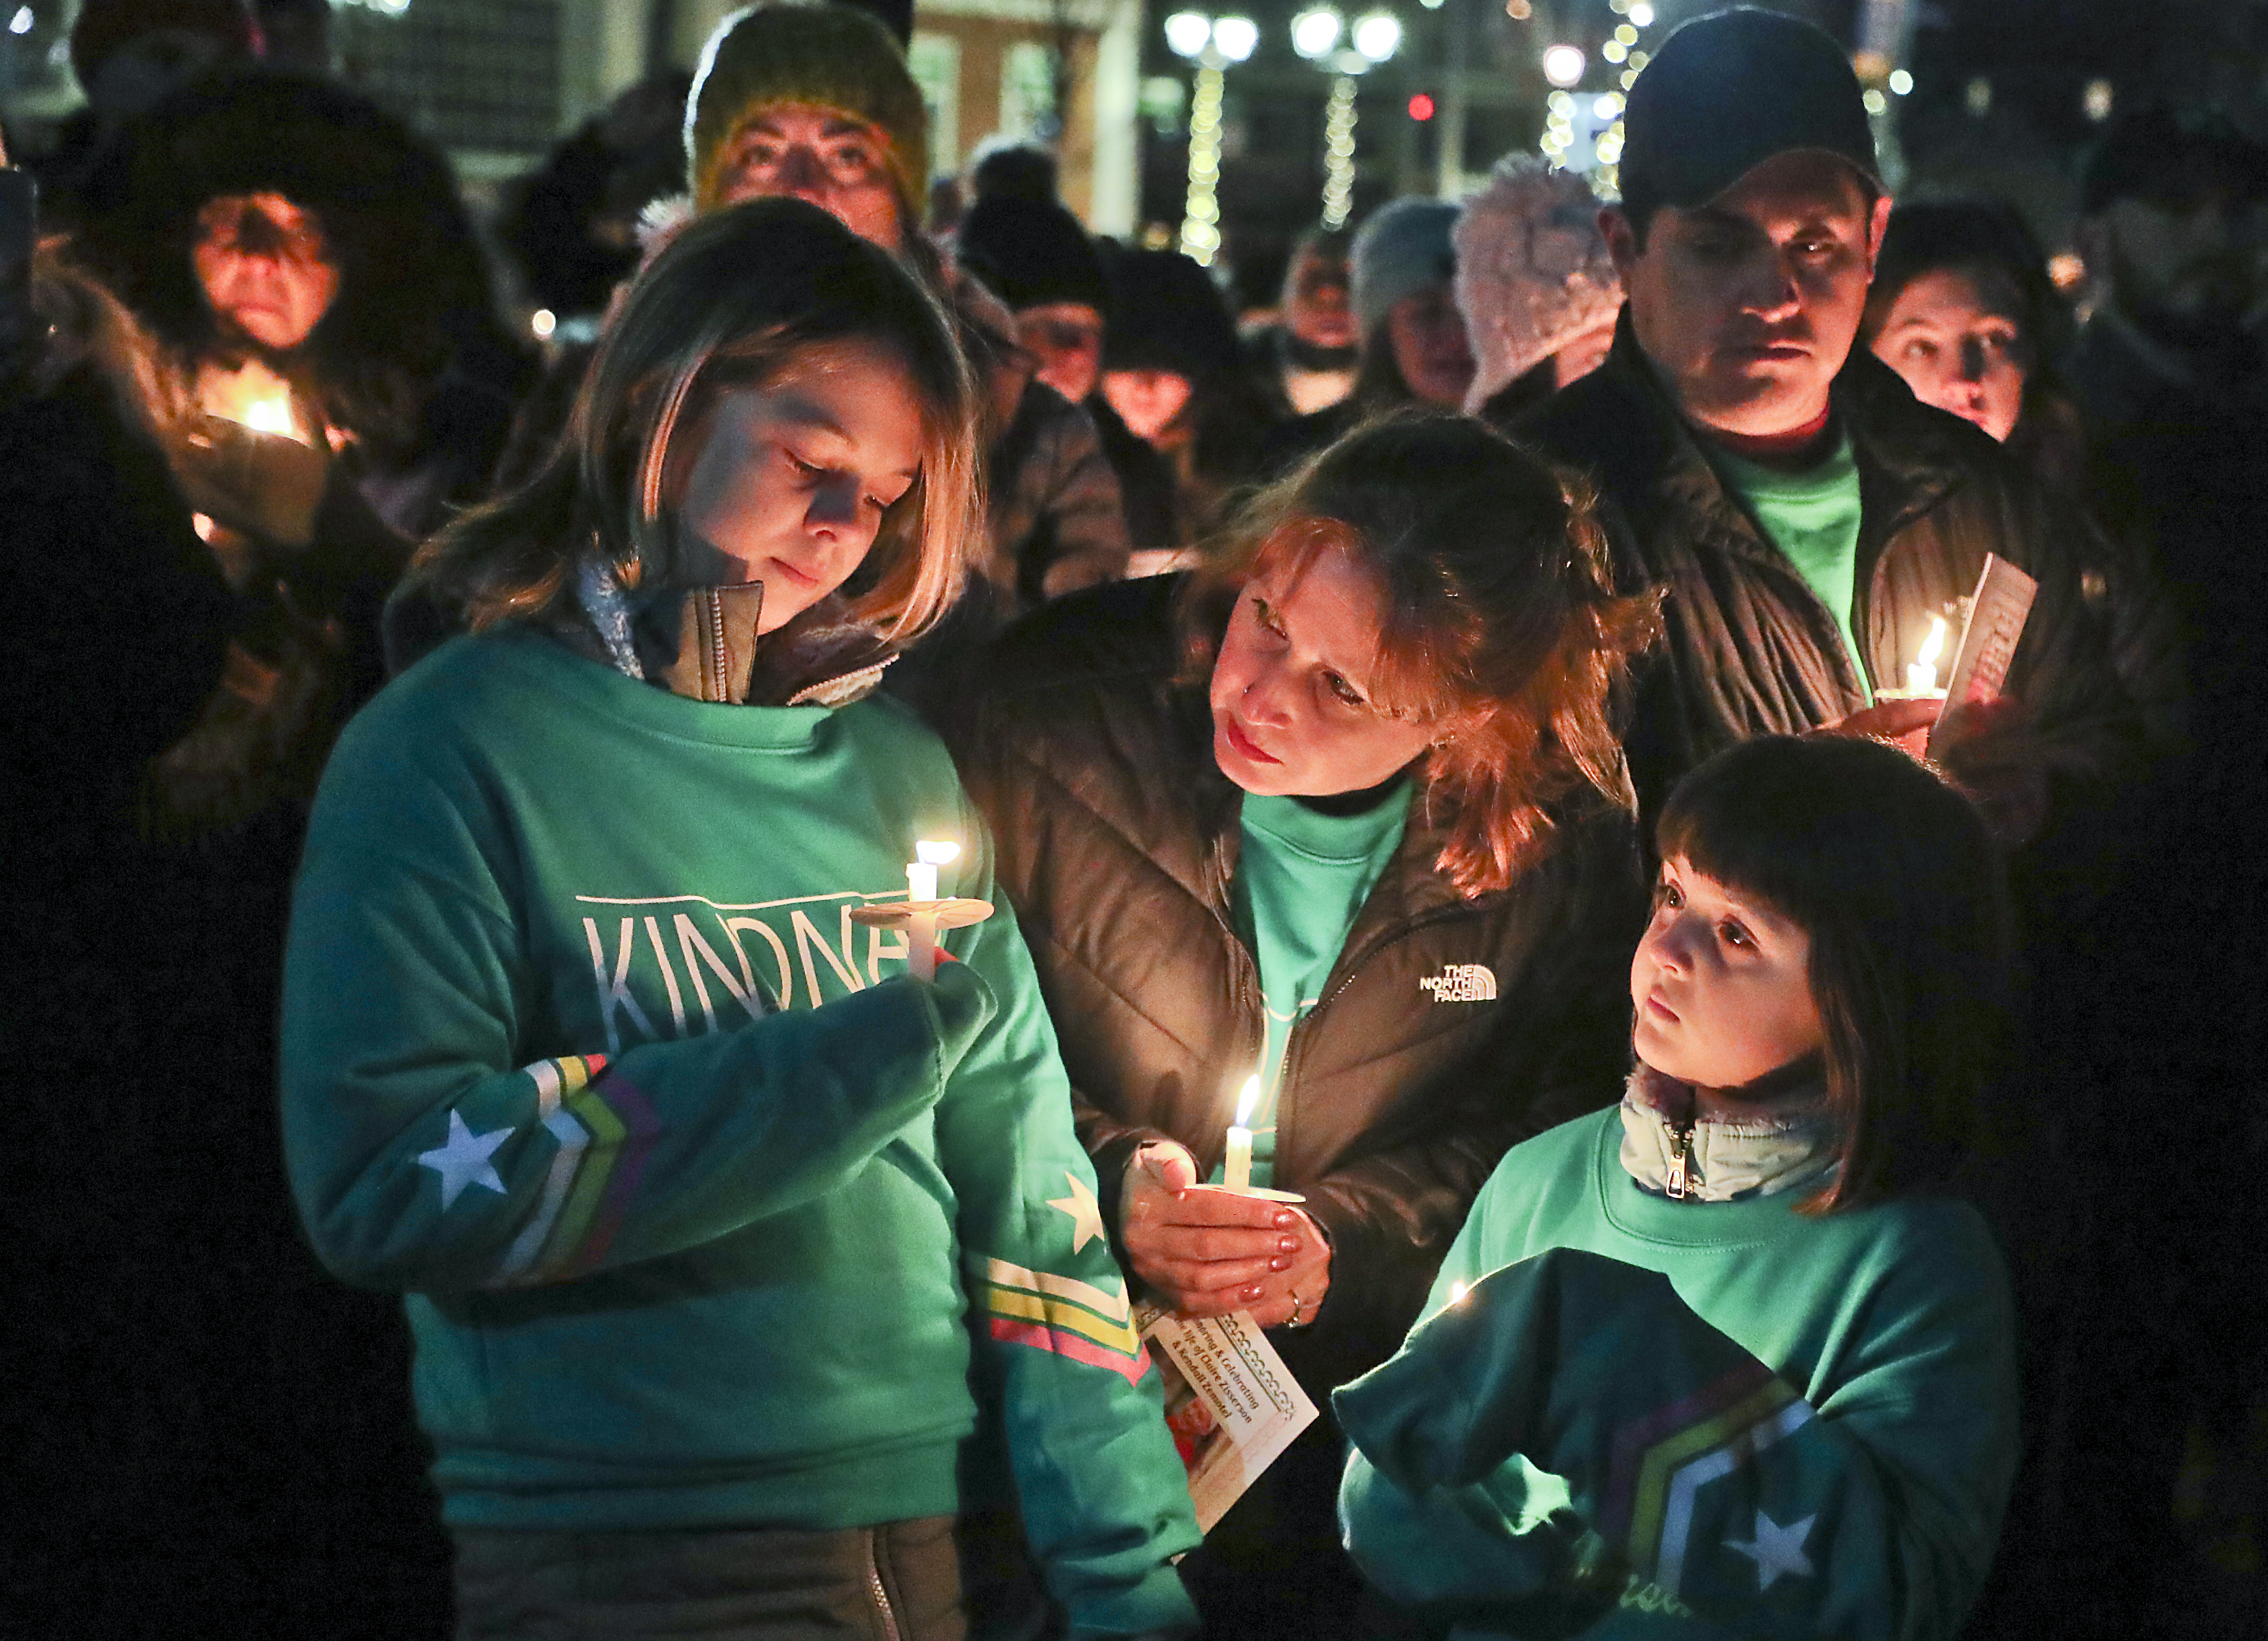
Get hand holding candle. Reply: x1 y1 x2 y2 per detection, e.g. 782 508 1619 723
848 840 994 983
1121 1139 1330 1328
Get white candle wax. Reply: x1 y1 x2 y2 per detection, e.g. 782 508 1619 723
904 841 960 983
907 909 941 982
1223 1126 1253 1191
1223 1073 1261 1190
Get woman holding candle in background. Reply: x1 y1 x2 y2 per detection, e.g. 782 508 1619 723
69 69 532 616
280 201 1200 1640
954 414 1660 1641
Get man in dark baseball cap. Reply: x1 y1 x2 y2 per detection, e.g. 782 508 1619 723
1510 3 2158 883
1507 25 2168 1633
1603 4 1886 447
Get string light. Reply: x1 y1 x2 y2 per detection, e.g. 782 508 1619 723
1178 59 1227 264
1321 74 1359 229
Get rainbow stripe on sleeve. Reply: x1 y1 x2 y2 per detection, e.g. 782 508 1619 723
488 1053 663 1286
1598 1358 1815 1598
972 1255 1151 1386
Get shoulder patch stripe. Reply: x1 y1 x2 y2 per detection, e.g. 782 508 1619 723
525 1053 608 1112
979 1255 1133 1324
984 1285 1145 1355
1601 1359 1779 1539
535 1085 627 1273
988 1317 1152 1386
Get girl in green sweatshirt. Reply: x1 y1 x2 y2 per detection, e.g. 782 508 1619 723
1336 733 2021 1639
280 200 1198 1640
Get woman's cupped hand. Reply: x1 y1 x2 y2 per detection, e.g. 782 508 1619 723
1120 1140 1331 1330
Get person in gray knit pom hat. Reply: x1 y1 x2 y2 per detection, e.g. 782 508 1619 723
1259 196 1474 475
1453 155 1621 422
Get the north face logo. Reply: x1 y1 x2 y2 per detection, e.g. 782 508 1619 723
1419 964 1498 1003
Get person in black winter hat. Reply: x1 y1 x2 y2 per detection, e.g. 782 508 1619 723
1100 245 1272 543
956 192 1111 406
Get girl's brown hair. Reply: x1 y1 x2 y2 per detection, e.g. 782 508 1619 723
1657 734 2015 1213
1183 412 1660 896
408 197 980 644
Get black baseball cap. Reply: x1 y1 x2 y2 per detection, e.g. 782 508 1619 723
1620 7 1880 215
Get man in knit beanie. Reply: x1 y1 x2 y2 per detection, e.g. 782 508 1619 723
685 0 928 248
1452 154 1621 419
1349 196 1473 409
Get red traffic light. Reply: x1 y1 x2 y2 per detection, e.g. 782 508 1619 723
1408 92 1435 122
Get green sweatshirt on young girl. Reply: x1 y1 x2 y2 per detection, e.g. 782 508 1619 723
280 628 1199 1636
1335 1106 2017 1640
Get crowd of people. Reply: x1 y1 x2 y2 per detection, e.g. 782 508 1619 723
6 2 2262 1638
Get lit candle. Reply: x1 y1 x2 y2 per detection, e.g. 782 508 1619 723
1449 1281 1468 1306
1906 614 1949 696
1223 1074 1260 1191
905 840 960 981
200 360 309 445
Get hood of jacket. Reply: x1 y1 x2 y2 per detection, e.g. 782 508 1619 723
70 67 525 458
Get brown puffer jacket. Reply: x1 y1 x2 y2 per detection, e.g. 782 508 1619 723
1518 318 2174 848
952 574 1648 1394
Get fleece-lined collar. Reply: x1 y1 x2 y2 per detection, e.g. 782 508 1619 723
572 558 896 708
1616 1064 1841 1202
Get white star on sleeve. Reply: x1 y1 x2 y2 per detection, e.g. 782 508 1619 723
416 1109 514 1210
1045 1171 1108 1254
1723 1511 1816 1591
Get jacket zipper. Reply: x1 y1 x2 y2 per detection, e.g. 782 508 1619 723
1270 900 1494 1169
864 1528 903 1641
1663 1113 1695 1199
700 589 728 702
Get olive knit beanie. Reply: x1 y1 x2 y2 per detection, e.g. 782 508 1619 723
686 1 928 215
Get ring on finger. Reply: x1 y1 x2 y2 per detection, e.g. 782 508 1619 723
1286 1286 1312 1329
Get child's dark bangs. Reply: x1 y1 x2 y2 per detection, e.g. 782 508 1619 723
1655 777 1820 930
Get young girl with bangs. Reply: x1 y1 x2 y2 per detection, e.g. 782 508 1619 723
953 413 1663 1641
1336 733 2021 1640
278 198 1199 1641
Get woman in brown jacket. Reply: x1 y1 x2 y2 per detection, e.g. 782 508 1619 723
954 414 1660 1641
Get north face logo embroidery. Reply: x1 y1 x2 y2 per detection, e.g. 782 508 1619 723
1419 964 1497 1003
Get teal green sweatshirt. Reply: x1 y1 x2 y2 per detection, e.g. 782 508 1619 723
1227 784 1410 1186
1335 1109 2016 1640
1709 435 1873 704
280 629 1199 1635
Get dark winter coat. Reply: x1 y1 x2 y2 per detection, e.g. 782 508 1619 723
5 297 450 1636
1517 316 2169 840
983 378 1130 609
952 575 1648 1395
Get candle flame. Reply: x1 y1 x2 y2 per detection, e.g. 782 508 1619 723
1449 1281 1468 1305
1233 1074 1261 1128
1917 614 1948 671
242 394 295 437
916 840 961 866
